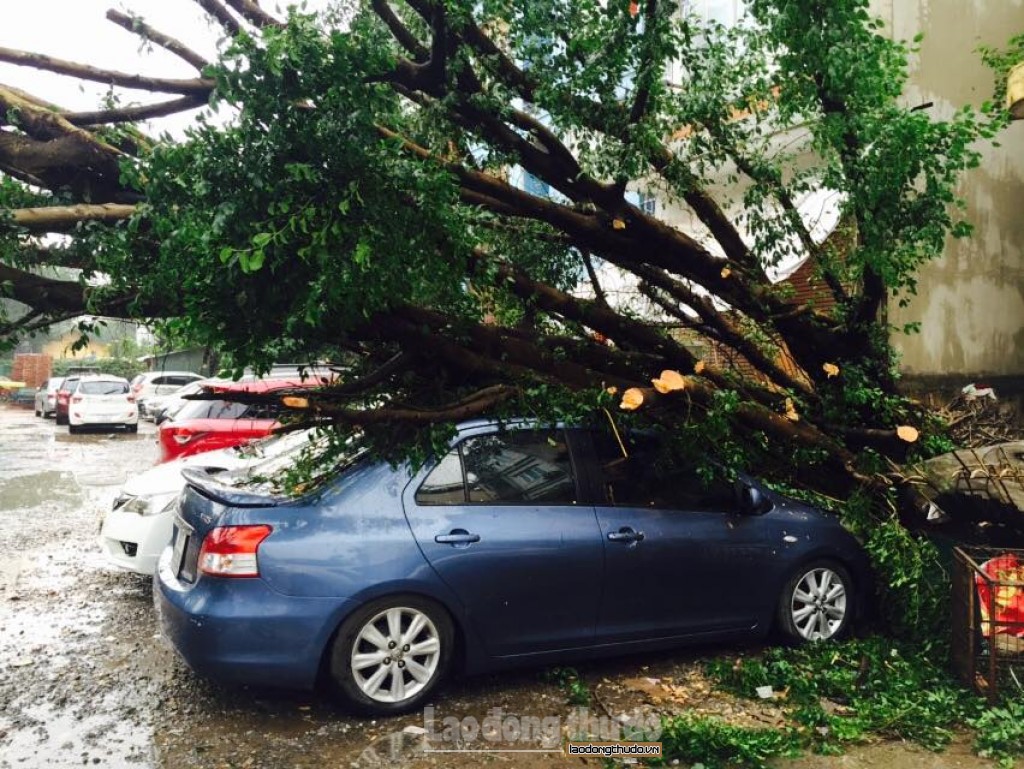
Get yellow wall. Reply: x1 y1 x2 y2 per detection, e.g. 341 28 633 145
41 334 113 360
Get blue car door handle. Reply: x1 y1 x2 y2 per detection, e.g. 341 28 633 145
607 527 645 544
435 529 481 545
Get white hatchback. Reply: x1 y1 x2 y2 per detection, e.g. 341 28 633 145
98 428 318 574
68 376 139 433
130 371 205 417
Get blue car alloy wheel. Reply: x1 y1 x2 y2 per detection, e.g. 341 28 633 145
777 560 854 642
329 595 454 715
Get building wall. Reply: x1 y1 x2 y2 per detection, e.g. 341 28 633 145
878 0 1024 377
40 333 112 360
143 348 207 375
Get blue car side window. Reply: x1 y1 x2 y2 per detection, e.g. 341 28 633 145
415 430 577 505
463 431 576 504
594 432 735 512
416 449 467 505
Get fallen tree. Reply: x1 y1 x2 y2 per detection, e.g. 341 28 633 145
0 0 1009 512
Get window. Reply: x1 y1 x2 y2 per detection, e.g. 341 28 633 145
592 432 736 512
683 0 747 26
416 451 466 505
78 381 129 396
415 430 577 505
246 402 282 420
173 398 248 421
638 191 657 215
464 431 576 504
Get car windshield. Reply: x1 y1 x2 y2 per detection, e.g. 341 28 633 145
79 381 129 396
173 397 248 421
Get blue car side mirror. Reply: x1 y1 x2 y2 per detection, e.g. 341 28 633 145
739 483 769 515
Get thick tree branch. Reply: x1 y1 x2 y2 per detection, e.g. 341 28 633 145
371 0 429 60
192 0 244 36
0 46 214 94
629 263 814 398
0 263 88 315
106 10 211 72
318 384 516 424
581 251 610 308
328 351 417 396
223 0 283 29
394 304 640 391
6 204 136 232
63 97 206 126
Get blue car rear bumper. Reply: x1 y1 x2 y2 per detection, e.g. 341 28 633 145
154 548 352 690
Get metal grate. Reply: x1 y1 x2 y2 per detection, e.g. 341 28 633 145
952 546 1024 702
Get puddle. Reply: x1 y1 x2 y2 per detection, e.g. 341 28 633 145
0 471 83 510
1 700 153 768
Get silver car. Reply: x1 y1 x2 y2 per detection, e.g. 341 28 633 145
34 376 62 418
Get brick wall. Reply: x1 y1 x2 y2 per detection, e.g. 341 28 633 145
12 354 53 389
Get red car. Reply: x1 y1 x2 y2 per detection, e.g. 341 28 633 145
156 378 321 463
54 375 84 426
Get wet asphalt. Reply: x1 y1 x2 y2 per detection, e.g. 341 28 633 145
0 404 595 769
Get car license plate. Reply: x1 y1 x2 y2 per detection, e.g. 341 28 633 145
172 529 188 575
171 519 191 577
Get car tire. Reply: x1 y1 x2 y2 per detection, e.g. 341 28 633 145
328 595 454 716
68 424 80 434
127 424 138 433
56 414 67 426
776 560 854 644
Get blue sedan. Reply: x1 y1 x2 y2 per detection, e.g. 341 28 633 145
155 420 871 715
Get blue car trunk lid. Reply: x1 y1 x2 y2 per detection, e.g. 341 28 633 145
171 468 288 583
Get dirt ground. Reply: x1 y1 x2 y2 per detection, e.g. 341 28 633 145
0 404 998 768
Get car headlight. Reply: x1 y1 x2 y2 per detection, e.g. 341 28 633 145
119 492 179 516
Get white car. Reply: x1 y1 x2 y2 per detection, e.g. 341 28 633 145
98 428 318 574
130 371 205 417
34 376 62 417
142 379 209 423
68 376 139 433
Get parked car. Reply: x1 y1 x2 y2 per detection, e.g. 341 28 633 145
157 377 325 463
67 376 138 433
130 371 205 418
155 420 871 716
99 428 318 575
144 380 208 424
34 377 62 417
54 375 84 425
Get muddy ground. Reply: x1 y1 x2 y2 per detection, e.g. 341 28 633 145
0 404 997 768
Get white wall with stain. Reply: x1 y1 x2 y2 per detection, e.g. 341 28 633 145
878 0 1024 375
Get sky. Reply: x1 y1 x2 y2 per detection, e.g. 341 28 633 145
0 0 330 138
0 0 836 298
